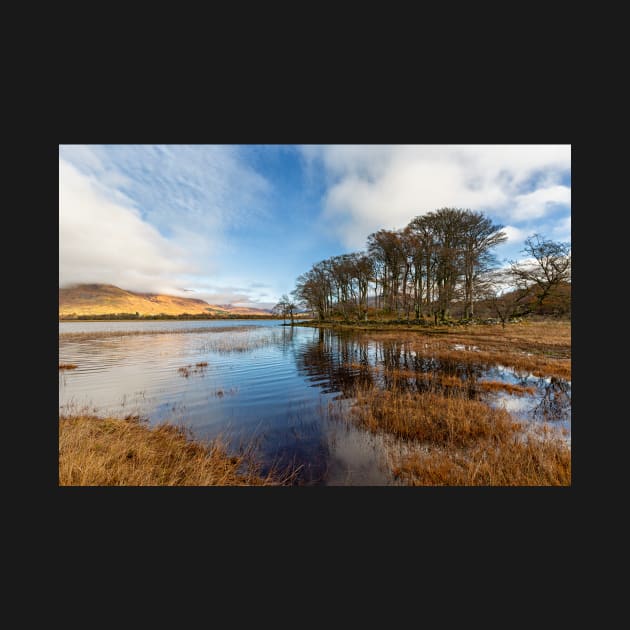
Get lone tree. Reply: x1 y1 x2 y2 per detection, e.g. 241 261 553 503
509 234 571 311
273 294 297 325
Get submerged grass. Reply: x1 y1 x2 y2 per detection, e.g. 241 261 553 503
59 325 258 341
351 321 570 379
58 414 291 486
343 365 538 396
201 329 285 353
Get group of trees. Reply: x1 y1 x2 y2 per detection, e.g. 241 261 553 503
289 207 571 324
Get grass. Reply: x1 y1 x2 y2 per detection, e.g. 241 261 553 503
201 329 285 353
392 427 571 486
59 325 258 341
59 363 78 370
344 364 537 396
344 382 570 486
350 384 518 447
345 320 571 379
59 414 291 486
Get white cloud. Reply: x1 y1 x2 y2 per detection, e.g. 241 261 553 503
511 185 571 221
59 146 276 305
502 225 527 243
59 159 194 293
301 145 570 248
551 215 571 241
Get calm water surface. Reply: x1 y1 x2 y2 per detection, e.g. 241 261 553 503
59 320 571 485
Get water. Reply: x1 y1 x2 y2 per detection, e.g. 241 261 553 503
59 320 571 485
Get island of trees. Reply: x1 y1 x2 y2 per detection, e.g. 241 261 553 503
284 207 571 325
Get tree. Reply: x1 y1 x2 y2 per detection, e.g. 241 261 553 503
509 234 571 311
481 269 529 327
272 298 287 324
460 211 507 319
273 294 297 325
293 208 519 325
272 293 297 326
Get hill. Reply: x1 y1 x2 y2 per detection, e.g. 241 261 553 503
59 284 273 318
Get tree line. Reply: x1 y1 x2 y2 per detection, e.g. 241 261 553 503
284 207 570 324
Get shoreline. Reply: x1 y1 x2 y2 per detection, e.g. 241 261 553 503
59 414 293 486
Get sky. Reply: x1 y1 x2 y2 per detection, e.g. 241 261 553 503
59 144 571 310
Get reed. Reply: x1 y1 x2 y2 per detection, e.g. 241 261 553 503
59 414 291 486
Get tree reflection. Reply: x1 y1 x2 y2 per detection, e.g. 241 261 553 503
531 377 571 422
296 330 494 400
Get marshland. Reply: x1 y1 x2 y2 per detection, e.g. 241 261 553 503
59 318 570 486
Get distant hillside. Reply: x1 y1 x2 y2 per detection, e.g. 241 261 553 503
59 284 273 318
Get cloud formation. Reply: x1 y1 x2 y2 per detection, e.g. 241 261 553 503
59 159 192 293
301 145 570 249
59 145 274 304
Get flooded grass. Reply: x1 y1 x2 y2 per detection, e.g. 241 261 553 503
476 381 536 396
59 363 78 370
351 325 570 379
344 364 538 397
341 382 570 485
349 384 518 447
307 320 570 355
58 414 293 486
59 325 258 341
213 387 238 398
201 329 284 353
177 363 209 377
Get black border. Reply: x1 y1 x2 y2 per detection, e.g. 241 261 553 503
48 87 581 574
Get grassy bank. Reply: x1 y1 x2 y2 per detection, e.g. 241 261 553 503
59 415 289 486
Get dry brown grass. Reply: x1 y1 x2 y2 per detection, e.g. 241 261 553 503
345 382 570 486
313 319 570 355
350 385 518 447
351 320 571 379
344 365 537 396
59 415 288 486
59 363 78 370
476 380 536 396
392 428 571 486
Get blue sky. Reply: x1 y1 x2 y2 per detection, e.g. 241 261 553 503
59 144 571 309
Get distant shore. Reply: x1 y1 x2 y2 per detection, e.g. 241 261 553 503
59 316 283 322
59 315 313 322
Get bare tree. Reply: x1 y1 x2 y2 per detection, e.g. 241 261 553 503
460 211 507 319
482 269 529 327
509 234 571 311
273 294 297 325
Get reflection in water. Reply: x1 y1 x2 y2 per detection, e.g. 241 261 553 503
294 329 571 427
59 321 570 485
531 377 571 422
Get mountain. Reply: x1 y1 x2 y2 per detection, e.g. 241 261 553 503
59 284 273 318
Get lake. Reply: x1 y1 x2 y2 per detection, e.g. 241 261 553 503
59 319 571 485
